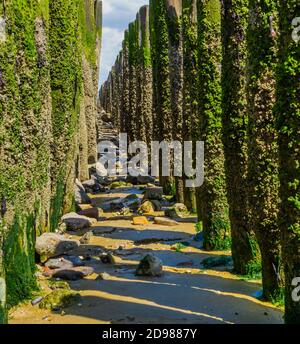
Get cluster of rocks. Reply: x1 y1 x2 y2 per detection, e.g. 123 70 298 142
35 232 94 280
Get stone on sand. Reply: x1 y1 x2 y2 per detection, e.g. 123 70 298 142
143 187 163 201
154 217 179 226
52 266 94 281
136 254 163 277
74 179 91 204
78 207 99 220
36 233 80 262
132 216 149 225
138 200 155 215
62 212 96 230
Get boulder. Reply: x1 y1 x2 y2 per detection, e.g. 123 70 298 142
110 200 126 211
137 175 156 185
52 266 94 281
45 257 74 270
165 203 188 219
100 253 116 264
61 212 96 230
126 175 138 185
125 199 141 211
154 217 179 226
135 254 163 277
82 179 101 193
151 200 162 211
77 204 93 211
74 179 91 204
78 207 99 220
132 216 149 225
143 187 163 201
138 200 155 215
36 233 80 262
63 255 84 267
110 181 130 189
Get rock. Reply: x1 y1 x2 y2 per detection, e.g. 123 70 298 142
96 272 111 280
77 204 93 211
45 257 73 270
201 256 233 269
82 179 100 193
80 231 93 244
78 207 99 220
74 179 91 204
126 175 138 185
125 199 141 211
125 194 139 200
64 255 84 266
143 187 163 201
36 233 80 262
110 200 126 211
52 266 94 281
154 217 179 226
62 212 96 231
151 200 162 211
138 200 155 215
137 175 155 185
110 181 131 189
165 203 188 219
119 207 131 216
135 254 163 277
132 216 149 225
39 290 80 310
31 296 43 306
100 253 116 264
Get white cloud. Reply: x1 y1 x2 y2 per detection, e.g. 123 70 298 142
99 0 148 84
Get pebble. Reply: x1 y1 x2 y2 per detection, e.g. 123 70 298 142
31 296 43 306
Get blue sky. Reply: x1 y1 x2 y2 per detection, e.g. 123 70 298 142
99 0 148 85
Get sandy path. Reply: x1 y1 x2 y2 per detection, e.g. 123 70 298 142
9 187 284 324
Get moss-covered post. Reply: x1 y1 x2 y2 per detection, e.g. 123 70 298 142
165 0 185 203
221 1 260 275
246 0 281 301
182 0 198 212
276 0 300 323
118 52 124 132
137 6 153 147
128 21 139 143
149 0 174 194
196 0 231 250
121 30 130 134
0 229 6 323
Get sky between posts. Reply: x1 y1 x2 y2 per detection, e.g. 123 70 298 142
99 0 148 86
